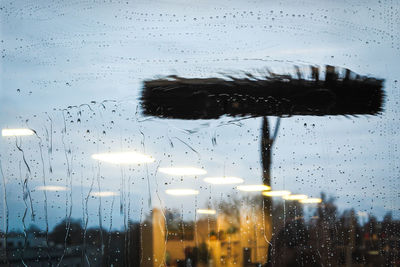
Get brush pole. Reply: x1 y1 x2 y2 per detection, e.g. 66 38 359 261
261 117 274 264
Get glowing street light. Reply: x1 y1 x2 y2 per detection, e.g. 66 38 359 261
36 185 68 191
90 191 119 197
91 152 155 164
300 198 322 204
197 209 216 215
237 184 271 192
262 190 291 197
2 128 34 137
203 176 244 185
165 189 199 196
282 194 308 201
159 167 206 176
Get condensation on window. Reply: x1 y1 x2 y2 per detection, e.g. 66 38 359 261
1 0 399 266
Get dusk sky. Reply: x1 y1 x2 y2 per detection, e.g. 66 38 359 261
1 0 399 231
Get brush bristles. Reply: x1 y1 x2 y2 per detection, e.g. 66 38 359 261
141 66 384 119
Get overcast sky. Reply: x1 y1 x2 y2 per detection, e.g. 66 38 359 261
1 0 399 231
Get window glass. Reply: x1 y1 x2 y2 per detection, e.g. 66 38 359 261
1 0 399 266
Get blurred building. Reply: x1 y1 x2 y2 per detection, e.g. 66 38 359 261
140 206 270 267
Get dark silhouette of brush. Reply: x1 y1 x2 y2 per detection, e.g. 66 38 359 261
141 65 384 119
140 65 384 265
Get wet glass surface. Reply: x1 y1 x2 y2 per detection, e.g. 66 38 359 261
1 0 400 266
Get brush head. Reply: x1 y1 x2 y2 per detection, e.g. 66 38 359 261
141 66 384 119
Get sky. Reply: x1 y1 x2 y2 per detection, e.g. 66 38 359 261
0 0 399 231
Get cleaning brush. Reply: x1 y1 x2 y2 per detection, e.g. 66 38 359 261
141 65 384 119
140 65 385 264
